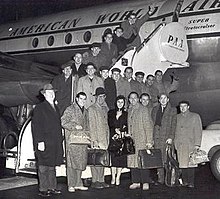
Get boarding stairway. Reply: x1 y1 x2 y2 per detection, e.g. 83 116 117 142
111 21 189 77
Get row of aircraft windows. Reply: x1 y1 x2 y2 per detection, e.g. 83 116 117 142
31 31 92 48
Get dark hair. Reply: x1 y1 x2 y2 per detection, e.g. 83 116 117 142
128 13 137 19
179 100 190 106
124 66 133 73
128 92 139 99
140 93 150 99
115 95 126 111
76 92 87 99
114 26 123 32
86 62 97 70
146 74 154 79
154 70 163 76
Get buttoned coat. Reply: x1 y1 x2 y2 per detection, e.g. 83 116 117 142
151 103 177 163
174 111 202 168
52 74 78 115
31 100 64 167
127 103 153 168
77 75 104 108
99 42 118 68
61 103 89 170
88 103 109 149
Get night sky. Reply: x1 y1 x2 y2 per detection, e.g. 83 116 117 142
0 0 131 24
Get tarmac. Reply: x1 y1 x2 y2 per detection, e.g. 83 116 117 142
0 162 220 199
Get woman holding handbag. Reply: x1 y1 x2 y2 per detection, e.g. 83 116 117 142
108 95 128 186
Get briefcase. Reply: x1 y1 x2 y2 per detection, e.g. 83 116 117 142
69 130 91 145
87 149 110 166
138 149 163 169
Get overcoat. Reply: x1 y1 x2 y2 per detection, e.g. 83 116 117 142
151 103 177 163
31 100 63 167
115 77 131 99
77 75 104 108
61 103 89 170
52 74 78 115
99 42 118 68
104 77 117 110
127 103 153 168
174 111 202 168
121 12 150 47
88 103 109 150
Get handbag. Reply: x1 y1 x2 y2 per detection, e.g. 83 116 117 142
120 136 135 156
138 149 163 169
189 149 209 167
87 148 110 166
69 130 91 145
108 138 123 155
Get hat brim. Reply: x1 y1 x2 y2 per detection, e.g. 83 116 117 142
40 89 57 95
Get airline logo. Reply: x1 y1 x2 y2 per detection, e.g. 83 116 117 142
159 22 188 64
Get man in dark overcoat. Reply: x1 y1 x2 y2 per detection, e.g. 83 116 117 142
151 93 177 184
51 61 78 116
32 83 64 197
100 66 117 110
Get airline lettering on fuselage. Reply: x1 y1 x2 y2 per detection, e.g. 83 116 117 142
181 0 220 12
9 18 81 37
8 0 220 37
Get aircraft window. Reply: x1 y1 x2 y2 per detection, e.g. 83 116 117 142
32 38 39 48
65 33 72 44
47 35 54 46
83 31 91 43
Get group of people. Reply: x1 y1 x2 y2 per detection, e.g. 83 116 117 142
31 7 203 198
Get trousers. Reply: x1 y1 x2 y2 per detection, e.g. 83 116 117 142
38 165 57 192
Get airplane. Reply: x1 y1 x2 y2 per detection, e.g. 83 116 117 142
0 0 220 179
0 0 219 126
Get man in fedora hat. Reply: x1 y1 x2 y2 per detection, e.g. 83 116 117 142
88 87 110 189
31 83 64 197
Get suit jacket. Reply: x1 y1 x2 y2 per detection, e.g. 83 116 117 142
31 100 63 167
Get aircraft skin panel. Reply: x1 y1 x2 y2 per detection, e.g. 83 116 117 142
0 0 219 125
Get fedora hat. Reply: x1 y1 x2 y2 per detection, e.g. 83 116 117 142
40 83 57 95
94 87 106 96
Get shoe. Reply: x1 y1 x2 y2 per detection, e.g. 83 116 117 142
129 183 141 189
100 182 110 188
142 183 149 190
91 182 104 189
48 189 61 194
187 184 194 188
75 186 88 191
111 178 115 185
115 178 120 186
68 187 76 192
38 191 51 197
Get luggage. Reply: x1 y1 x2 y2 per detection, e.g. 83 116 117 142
138 149 163 169
165 144 181 187
69 130 90 145
87 149 110 166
